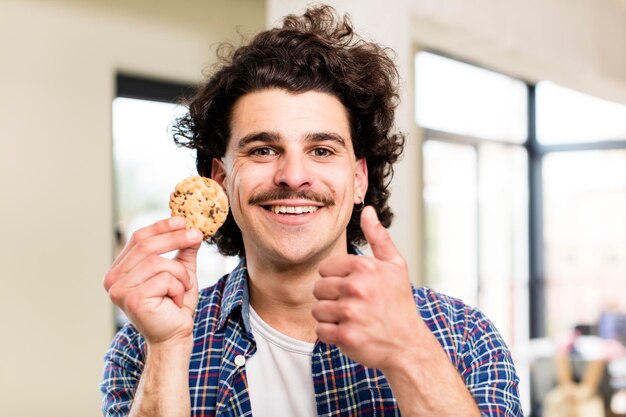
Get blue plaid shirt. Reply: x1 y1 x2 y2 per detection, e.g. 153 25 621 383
101 257 521 416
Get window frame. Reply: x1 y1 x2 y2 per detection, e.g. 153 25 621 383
416 52 626 344
416 50 537 337
112 74 198 328
112 72 197 243
527 85 626 338
116 73 196 104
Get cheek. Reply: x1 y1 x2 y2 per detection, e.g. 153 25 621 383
222 163 241 203
227 162 267 202
332 166 358 193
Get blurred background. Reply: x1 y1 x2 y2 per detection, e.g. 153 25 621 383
1 0 625 416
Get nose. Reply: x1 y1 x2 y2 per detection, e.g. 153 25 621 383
273 151 312 190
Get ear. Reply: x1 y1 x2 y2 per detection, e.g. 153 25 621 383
211 158 228 190
354 158 368 204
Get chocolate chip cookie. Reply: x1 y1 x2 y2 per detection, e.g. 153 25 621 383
169 176 229 239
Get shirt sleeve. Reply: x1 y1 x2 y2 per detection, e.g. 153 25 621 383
416 287 522 417
100 324 146 417
460 307 522 417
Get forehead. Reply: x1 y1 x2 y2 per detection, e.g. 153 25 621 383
228 88 352 149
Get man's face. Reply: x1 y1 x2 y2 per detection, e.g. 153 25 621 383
212 88 368 267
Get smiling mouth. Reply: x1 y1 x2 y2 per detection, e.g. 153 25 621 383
250 189 334 209
263 205 320 214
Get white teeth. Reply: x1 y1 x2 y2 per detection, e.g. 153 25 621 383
270 205 319 214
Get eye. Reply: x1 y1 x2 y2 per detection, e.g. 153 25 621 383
311 147 333 158
250 147 277 157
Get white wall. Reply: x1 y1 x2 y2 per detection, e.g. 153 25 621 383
0 1 264 416
408 0 626 105
267 0 626 285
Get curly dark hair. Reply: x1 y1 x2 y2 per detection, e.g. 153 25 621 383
172 5 405 257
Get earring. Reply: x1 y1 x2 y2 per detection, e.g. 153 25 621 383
354 198 365 212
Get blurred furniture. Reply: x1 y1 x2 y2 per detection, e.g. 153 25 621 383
543 355 605 417
529 337 626 416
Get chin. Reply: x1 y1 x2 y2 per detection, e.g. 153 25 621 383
261 236 341 268
268 243 320 265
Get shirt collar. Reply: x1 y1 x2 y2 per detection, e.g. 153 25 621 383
216 245 363 330
350 245 363 256
217 257 249 331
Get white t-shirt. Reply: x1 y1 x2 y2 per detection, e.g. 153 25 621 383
246 306 317 417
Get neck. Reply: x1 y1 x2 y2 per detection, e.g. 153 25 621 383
244 242 349 343
246 256 320 342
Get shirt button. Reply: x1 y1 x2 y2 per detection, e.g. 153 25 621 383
234 355 246 367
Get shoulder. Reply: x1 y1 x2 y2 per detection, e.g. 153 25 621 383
104 322 147 377
412 286 512 365
412 286 479 330
412 287 521 412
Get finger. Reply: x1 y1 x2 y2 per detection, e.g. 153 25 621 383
163 273 186 308
174 238 203 272
360 205 404 267
313 277 344 300
113 217 187 268
104 254 191 291
117 272 186 313
128 255 193 290
318 255 359 278
149 272 187 308
137 271 186 308
120 228 203 273
311 300 342 323
315 322 339 345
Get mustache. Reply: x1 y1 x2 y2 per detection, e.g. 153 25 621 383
248 189 335 206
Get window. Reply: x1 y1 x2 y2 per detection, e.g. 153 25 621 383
542 150 626 336
415 52 527 143
422 140 478 306
536 81 626 144
533 83 626 416
416 52 530 345
535 81 626 338
417 52 626 415
416 51 531 410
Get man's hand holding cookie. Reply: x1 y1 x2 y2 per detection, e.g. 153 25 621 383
103 176 228 346
104 217 204 344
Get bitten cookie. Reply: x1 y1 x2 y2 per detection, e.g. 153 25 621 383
169 176 229 239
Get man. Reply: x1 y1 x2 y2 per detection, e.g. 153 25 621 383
101 6 521 417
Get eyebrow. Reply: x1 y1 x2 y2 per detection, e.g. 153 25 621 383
236 131 349 149
236 132 279 149
304 132 348 148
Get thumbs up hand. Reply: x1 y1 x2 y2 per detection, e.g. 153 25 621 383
312 205 424 372
313 206 483 415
